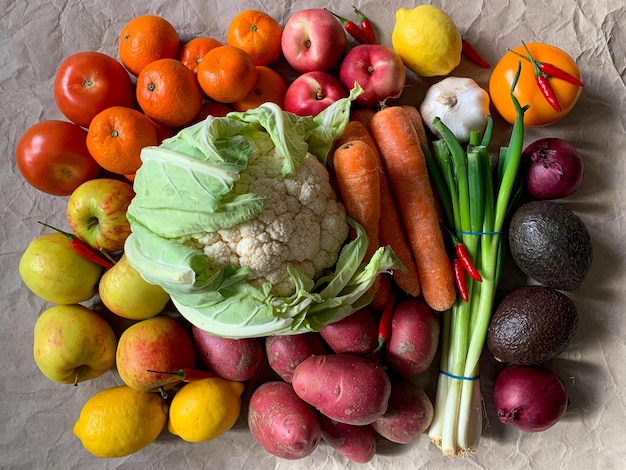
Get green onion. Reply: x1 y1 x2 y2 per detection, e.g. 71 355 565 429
426 62 527 456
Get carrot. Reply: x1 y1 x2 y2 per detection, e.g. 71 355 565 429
370 106 455 312
401 105 430 148
349 107 376 130
332 139 381 261
336 121 421 297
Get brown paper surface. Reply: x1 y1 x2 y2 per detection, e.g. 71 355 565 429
1 0 625 468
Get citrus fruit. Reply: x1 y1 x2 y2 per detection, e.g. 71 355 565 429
73 385 168 458
167 377 245 443
197 45 258 103
177 36 223 73
227 10 283 66
392 5 462 77
136 57 204 128
231 65 288 112
86 106 158 175
118 14 180 76
191 101 233 123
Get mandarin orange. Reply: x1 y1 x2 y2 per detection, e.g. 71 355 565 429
86 106 158 175
231 65 288 112
136 58 204 128
196 45 258 103
118 15 180 76
178 37 223 73
227 10 283 66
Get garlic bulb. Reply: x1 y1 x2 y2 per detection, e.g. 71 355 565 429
419 77 490 143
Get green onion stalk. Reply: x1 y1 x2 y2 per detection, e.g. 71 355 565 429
425 63 528 457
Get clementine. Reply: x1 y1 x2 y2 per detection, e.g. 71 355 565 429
136 58 204 128
197 45 258 103
232 66 288 112
191 101 233 123
227 10 283 66
178 37 223 73
86 106 158 175
118 15 180 76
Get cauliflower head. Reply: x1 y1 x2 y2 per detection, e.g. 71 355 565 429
188 146 348 296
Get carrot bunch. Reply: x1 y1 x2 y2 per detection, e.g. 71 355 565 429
331 105 456 313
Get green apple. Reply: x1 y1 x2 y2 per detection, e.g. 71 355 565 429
19 232 104 304
116 316 197 392
67 178 135 252
33 304 118 384
99 254 170 320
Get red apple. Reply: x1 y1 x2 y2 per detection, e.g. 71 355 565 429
116 315 197 392
284 71 348 117
339 44 407 108
67 178 135 252
281 8 347 73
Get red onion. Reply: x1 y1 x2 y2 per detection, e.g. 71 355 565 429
522 137 584 200
493 364 569 433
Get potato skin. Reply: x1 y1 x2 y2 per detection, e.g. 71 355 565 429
248 381 322 460
265 333 327 383
385 298 440 377
192 326 265 381
319 307 378 355
319 415 377 463
292 354 391 425
371 376 434 444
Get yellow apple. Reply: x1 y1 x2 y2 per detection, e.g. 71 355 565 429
33 304 118 384
99 254 170 320
19 232 104 304
116 315 197 392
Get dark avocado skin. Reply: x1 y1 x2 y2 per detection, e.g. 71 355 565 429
508 200 592 291
487 285 578 365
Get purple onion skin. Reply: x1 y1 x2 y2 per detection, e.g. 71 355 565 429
522 138 584 200
493 364 569 433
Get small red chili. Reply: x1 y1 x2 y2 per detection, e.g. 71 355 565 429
455 242 482 282
325 8 369 44
508 47 583 87
38 221 115 269
373 290 397 353
352 6 377 44
146 368 216 382
461 39 490 68
453 259 469 302
521 42 562 112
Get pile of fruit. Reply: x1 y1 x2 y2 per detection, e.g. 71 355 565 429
15 4 591 463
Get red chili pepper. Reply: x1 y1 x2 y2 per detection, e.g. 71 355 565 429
352 6 377 44
521 42 562 112
453 259 469 302
38 221 115 269
508 48 583 87
147 368 215 382
461 40 490 68
454 242 482 282
373 291 397 352
325 8 369 44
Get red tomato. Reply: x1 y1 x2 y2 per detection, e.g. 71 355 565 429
489 43 582 127
15 120 102 196
53 51 136 128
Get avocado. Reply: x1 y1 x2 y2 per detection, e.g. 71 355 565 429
487 285 578 365
508 200 592 291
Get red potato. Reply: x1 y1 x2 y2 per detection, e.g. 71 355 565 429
192 326 265 381
371 376 434 444
319 415 377 464
319 307 378 356
248 381 322 460
265 333 327 383
385 298 440 377
292 354 391 426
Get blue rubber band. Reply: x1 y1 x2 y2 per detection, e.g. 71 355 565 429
439 370 480 381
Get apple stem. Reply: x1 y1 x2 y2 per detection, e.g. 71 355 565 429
74 371 79 387
85 217 99 231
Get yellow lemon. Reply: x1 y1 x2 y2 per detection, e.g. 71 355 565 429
167 377 244 442
73 385 167 458
392 5 462 77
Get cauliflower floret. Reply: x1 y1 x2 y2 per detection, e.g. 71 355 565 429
188 147 348 296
